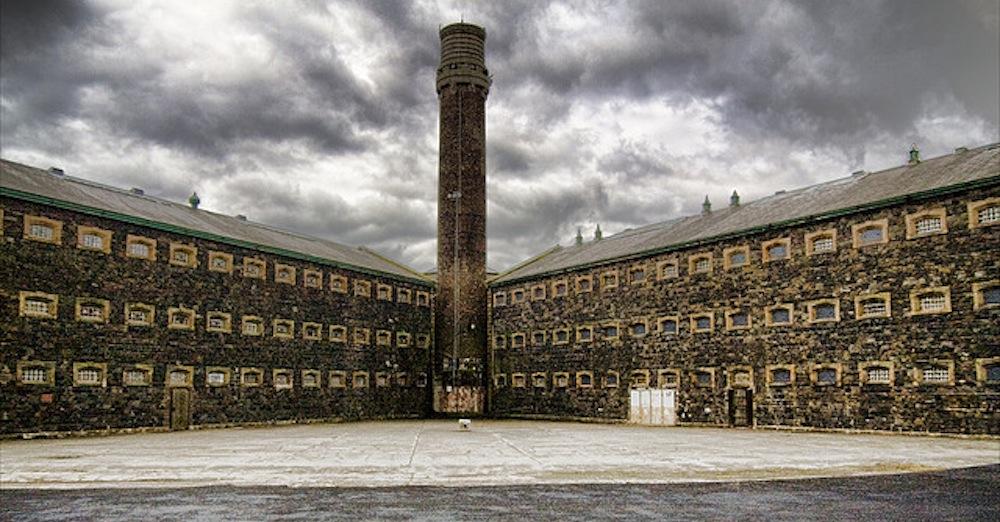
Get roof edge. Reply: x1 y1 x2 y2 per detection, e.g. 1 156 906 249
487 244 563 284
0 186 435 287
490 173 1000 287
357 246 435 284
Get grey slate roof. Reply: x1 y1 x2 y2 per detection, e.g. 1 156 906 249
492 143 1000 285
0 159 431 285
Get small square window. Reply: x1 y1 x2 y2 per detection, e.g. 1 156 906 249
910 287 951 316
630 370 650 389
976 358 1000 384
601 272 618 290
762 238 791 263
658 316 679 335
766 305 793 326
330 274 348 293
553 372 570 388
208 251 233 273
123 366 153 386
243 258 266 279
493 334 506 349
354 280 372 297
353 328 371 345
630 267 646 283
167 307 195 330
805 229 837 256
169 243 198 268
206 311 232 333
690 313 713 333
725 310 750 330
353 371 369 389
416 291 430 306
605 371 620 388
377 284 393 301
74 298 109 323
553 329 570 345
601 323 620 339
73 363 107 387
242 316 264 336
852 219 889 248
969 198 1000 228
973 281 1000 310
273 369 294 389
692 369 714 388
166 366 194 387
302 370 321 388
813 366 839 386
376 330 392 346
767 365 794 387
531 284 546 300
658 369 681 388
19 291 59 319
532 331 546 346
576 276 593 293
576 326 594 343
807 300 840 323
728 368 752 388
689 254 712 274
125 235 157 261
630 322 647 336
576 371 594 388
329 325 348 342
303 270 323 289
552 280 569 297
275 264 296 285
397 288 412 304
329 371 347 388
273 319 295 338
76 226 112 253
205 368 230 387
241 368 264 387
125 303 154 326
511 333 526 348
416 334 431 349
303 322 323 340
532 372 547 388
23 215 63 244
512 373 527 388
493 292 507 307
724 247 749 269
657 260 679 279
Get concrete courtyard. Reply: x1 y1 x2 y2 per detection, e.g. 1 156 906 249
1 420 997 489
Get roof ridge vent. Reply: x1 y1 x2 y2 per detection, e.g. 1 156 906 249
130 187 144 195
48 167 64 176
235 214 248 221
954 146 968 153
851 170 867 177
774 189 786 195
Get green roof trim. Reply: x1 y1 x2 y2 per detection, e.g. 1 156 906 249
1 186 435 288
489 174 1000 288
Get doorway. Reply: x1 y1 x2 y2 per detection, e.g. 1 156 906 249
169 388 191 431
727 388 753 427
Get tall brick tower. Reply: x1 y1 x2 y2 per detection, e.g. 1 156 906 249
434 23 490 414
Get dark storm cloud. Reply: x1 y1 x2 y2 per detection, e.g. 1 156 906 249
1 0 997 271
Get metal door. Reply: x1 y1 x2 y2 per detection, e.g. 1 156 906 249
629 388 677 426
169 388 191 430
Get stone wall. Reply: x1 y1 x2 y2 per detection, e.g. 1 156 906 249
489 186 1000 434
0 197 434 435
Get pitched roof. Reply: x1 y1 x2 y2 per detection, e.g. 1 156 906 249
492 143 1000 285
0 159 432 285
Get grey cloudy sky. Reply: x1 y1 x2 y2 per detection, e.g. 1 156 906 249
2 0 998 271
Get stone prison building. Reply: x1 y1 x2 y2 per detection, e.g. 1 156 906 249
1 23 998 437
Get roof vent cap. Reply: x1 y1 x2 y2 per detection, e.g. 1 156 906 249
235 214 247 221
774 189 786 195
954 146 968 154
851 170 866 177
188 192 200 209
130 187 144 195
48 167 64 176
908 143 920 165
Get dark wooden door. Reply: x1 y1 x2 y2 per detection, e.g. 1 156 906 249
169 388 191 430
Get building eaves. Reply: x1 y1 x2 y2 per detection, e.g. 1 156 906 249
491 142 1000 286
0 159 433 287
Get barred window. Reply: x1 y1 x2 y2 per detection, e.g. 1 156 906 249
22 367 48 383
304 272 321 288
80 304 105 320
29 223 54 240
578 277 593 292
25 298 52 315
275 372 292 387
169 370 190 385
694 257 710 273
128 310 146 323
605 372 619 387
303 372 318 387
867 366 891 384
978 205 1000 224
81 233 104 249
124 369 151 386
243 371 261 385
811 236 833 253
76 368 101 384
659 261 679 278
127 242 150 258
923 368 949 384
861 298 887 317
915 217 942 235
172 250 190 264
728 251 747 267
919 293 947 312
